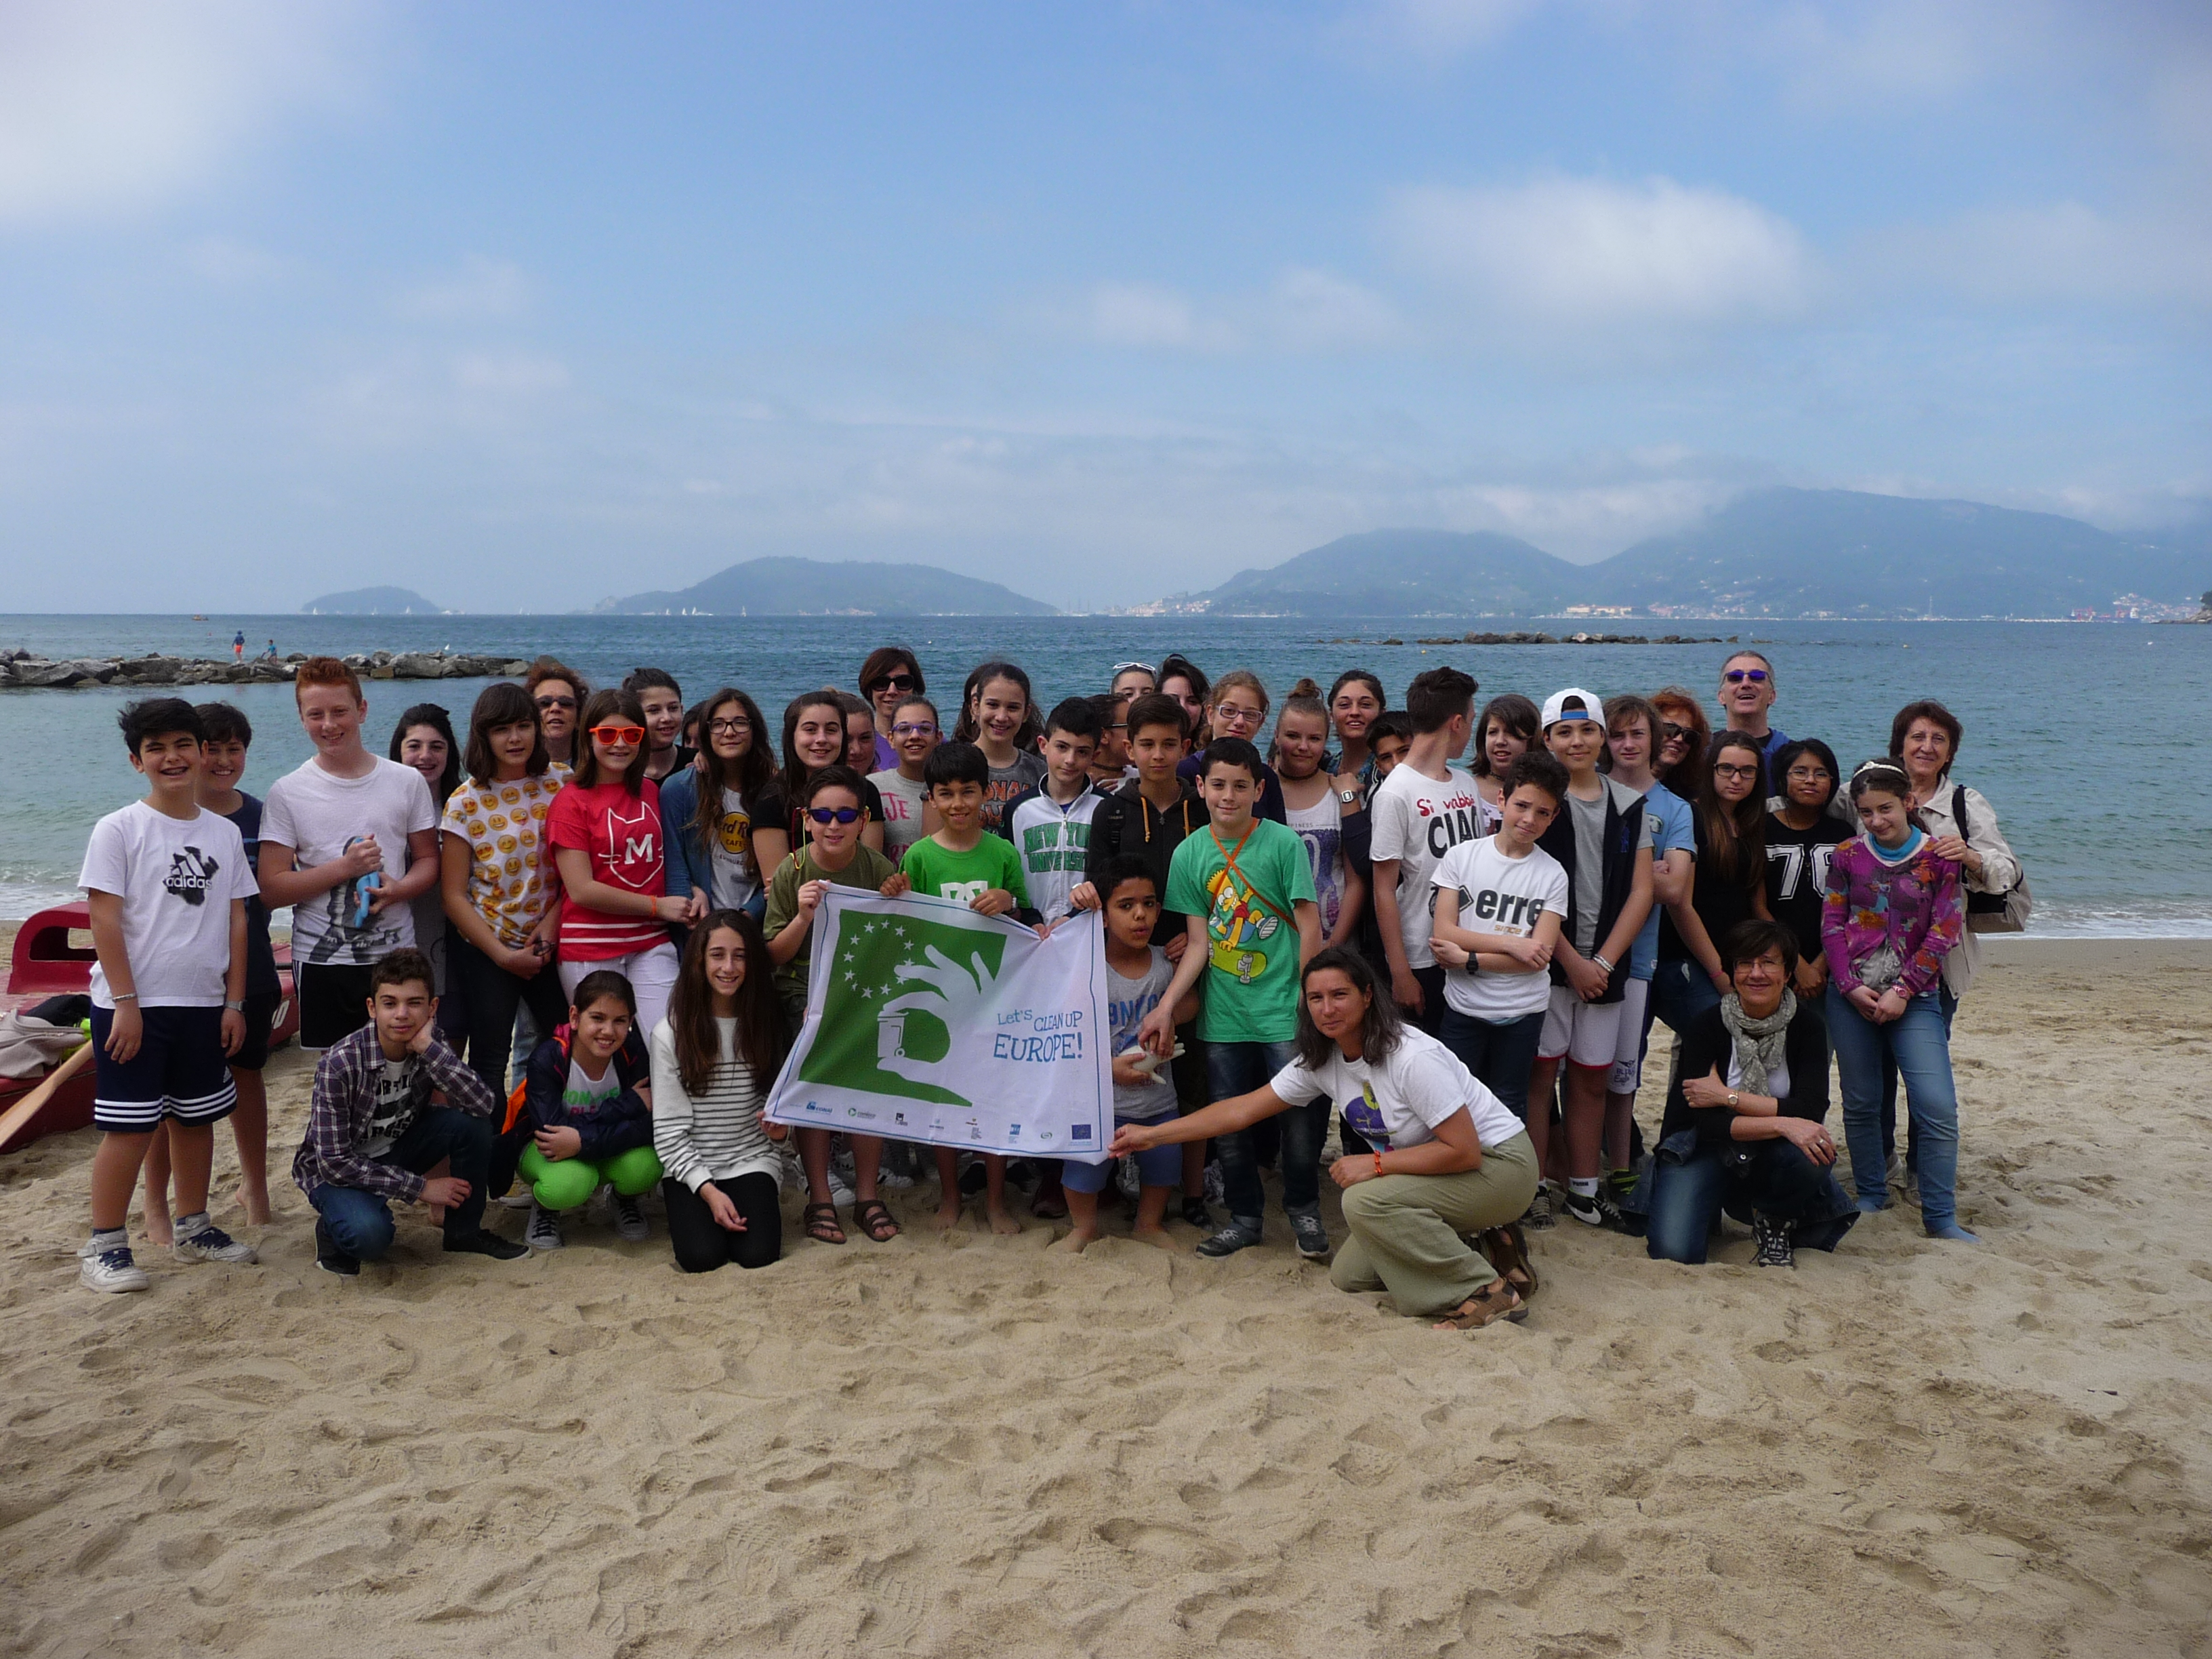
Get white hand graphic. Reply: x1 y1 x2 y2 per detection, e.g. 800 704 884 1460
874 945 998 1088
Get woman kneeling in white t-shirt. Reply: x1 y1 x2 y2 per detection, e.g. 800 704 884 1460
1113 947 1541 1329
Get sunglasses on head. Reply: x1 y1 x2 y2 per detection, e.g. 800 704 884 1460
806 805 863 825
1724 668 1770 684
868 672 917 693
592 724 646 745
1111 661 1152 678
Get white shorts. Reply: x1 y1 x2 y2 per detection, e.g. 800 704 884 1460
1539 982 1624 1070
1606 977 1652 1095
559 942 681 1043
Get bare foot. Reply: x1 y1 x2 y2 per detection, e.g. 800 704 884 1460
1131 1223 1181 1252
931 1197 964 1232
986 1203 1023 1237
1052 1225 1101 1254
235 1185 270 1227
143 1208 174 1248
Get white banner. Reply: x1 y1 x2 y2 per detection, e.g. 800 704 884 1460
762 888 1115 1162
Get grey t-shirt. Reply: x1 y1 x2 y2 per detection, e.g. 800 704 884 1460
1566 777 1651 956
364 1055 421 1159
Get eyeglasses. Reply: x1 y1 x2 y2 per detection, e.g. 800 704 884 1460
1713 762 1759 780
867 672 917 693
535 695 577 711
1784 764 1831 781
890 721 939 737
708 718 752 736
1214 703 1264 724
1723 668 1770 684
591 724 647 745
806 806 863 825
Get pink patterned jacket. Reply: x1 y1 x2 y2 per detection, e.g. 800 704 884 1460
1820 836 1963 1000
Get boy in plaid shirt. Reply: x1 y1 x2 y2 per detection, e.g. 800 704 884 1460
291 949 528 1274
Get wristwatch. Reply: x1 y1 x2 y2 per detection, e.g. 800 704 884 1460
224 1000 246 1012
1727 1090 1740 1109
1338 789 1359 805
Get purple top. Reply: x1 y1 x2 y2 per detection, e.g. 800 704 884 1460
1820 836 1963 1000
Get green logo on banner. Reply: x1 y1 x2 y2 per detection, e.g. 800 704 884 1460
798 910 1011 1105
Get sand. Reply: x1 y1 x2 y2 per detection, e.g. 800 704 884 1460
2 935 2208 1657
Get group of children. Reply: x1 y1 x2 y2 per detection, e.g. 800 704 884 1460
70 641 2018 1303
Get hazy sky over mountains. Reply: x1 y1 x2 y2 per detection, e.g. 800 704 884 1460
3 1 2207 611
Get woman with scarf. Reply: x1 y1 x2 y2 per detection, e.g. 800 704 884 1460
1641 918 1858 1268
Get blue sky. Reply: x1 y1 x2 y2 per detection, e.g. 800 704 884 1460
3 0 2207 612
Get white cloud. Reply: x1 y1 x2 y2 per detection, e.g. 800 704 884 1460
0 0 372 225
1078 269 1397 353
398 256 533 323
1360 0 1540 57
1868 203 2212 308
1387 174 1815 329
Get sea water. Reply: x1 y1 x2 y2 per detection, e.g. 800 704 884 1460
0 613 2199 936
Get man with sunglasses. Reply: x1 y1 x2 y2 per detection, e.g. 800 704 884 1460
1718 652 1790 795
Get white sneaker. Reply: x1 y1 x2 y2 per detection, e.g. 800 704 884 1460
173 1222 258 1264
613 1194 649 1242
495 1191 535 1210
525 1202 565 1251
826 1170 856 1207
79 1242 150 1294
875 1162 916 1191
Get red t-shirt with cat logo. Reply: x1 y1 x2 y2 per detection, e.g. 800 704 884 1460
547 779 670 960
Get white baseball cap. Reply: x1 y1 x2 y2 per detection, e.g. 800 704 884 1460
1541 687 1603 730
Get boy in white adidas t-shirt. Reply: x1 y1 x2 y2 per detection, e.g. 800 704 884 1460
77 699 262 1293
1429 750 1569 1138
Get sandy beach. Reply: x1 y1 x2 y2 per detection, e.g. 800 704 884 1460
2 935 2207 1657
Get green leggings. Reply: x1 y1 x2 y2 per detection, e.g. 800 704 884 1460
517 1143 664 1211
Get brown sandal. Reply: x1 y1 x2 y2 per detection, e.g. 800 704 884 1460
802 1202 846 1245
853 1199 901 1243
1433 1279 1528 1331
1482 1223 1539 1300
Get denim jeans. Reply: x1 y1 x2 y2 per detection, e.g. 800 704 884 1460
308 1107 495 1261
1828 985 1963 1231
1648 958 1723 1041
1437 1006 1546 1122
1644 1136 1858 1265
1878 983 1959 1164
1208 1038 1311 1227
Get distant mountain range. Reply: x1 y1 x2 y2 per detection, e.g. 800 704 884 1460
1154 489 2210 619
598 556 1057 617
301 586 446 615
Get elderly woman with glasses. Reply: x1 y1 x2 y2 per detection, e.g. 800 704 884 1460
1641 919 1858 1267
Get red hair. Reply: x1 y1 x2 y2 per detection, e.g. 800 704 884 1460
294 656 363 705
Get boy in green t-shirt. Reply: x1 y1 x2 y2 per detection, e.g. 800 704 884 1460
899 741 1037 1234
1139 737 1321 1260
763 765 905 1248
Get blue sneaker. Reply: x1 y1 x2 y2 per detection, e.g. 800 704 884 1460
1195 1218 1263 1258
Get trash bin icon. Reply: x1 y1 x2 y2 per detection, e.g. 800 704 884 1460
878 1010 907 1064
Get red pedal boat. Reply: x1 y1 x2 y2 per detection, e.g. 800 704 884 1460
0 902 297 1153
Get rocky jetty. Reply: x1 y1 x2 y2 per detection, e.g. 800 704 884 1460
0 649 530 690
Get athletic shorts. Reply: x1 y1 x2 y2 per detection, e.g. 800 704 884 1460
298 962 375 1050
228 989 285 1072
1606 977 1652 1095
1061 1122 1182 1193
1539 983 1624 1069
89 1004 239 1132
